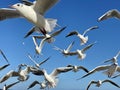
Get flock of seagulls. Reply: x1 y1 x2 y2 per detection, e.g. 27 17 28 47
0 0 120 90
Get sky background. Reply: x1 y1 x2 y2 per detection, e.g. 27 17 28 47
0 0 120 90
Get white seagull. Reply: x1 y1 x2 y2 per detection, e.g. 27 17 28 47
27 80 49 90
66 26 98 45
54 41 75 56
98 9 120 21
0 64 35 83
27 53 50 68
78 62 120 80
67 64 89 73
66 42 95 60
86 79 120 90
3 81 20 90
32 27 66 54
0 0 59 34
103 51 120 64
32 66 73 88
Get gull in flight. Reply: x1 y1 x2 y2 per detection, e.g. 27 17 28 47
2 81 20 90
65 42 95 60
0 0 59 35
66 26 98 45
32 66 73 88
0 49 9 64
32 27 66 54
98 9 120 21
27 80 49 90
67 64 89 73
27 53 50 68
103 51 120 64
0 64 37 83
78 62 120 80
86 79 120 90
54 41 75 56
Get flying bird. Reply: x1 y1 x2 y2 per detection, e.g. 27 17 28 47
86 79 120 90
65 42 95 60
78 62 120 80
32 27 66 54
98 9 120 21
27 53 50 68
54 41 75 56
103 51 120 64
67 64 89 73
66 26 98 45
32 66 73 88
0 0 59 35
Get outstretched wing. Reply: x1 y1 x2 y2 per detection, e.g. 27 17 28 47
0 8 21 21
28 80 40 89
0 49 9 63
32 0 59 15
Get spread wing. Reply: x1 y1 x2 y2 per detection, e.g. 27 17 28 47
32 0 59 15
0 8 21 21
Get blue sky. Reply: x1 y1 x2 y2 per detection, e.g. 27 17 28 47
0 0 120 90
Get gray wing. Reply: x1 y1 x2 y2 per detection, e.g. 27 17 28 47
38 56 50 66
6 81 20 89
32 69 44 76
66 31 78 37
0 8 21 21
81 42 95 53
32 0 59 15
0 64 10 71
82 26 99 36
78 65 110 79
50 67 73 76
86 81 97 90
66 51 78 56
0 49 9 63
20 0 33 6
77 66 89 73
51 26 66 37
24 26 41 38
102 79 120 88
66 41 75 52
27 80 40 89
98 9 120 22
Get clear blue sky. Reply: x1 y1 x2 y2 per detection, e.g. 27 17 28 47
0 0 120 90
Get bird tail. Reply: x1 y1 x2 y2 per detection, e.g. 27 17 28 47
46 18 58 32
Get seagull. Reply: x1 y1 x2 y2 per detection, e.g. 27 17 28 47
66 26 98 45
98 9 120 21
0 64 10 71
3 81 20 90
86 79 120 90
32 66 73 88
0 0 59 35
32 27 66 54
54 41 75 56
0 49 9 63
27 53 50 68
103 51 120 64
66 42 95 60
0 64 35 83
78 62 120 80
67 64 89 73
27 80 49 90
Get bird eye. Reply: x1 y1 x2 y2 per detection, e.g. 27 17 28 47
17 4 20 6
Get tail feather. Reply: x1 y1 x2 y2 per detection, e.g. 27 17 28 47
46 18 57 32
